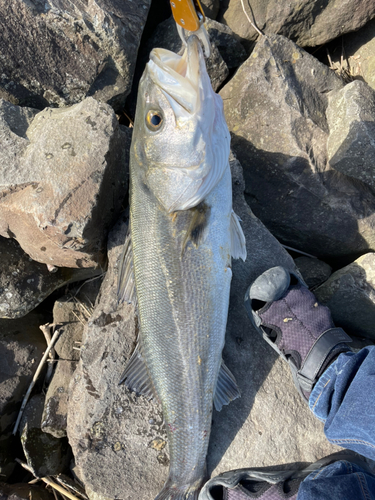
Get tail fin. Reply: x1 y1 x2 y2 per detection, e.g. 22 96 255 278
154 479 202 500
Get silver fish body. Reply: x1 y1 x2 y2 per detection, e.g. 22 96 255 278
119 35 246 500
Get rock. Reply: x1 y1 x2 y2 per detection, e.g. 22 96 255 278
0 98 131 269
200 0 220 19
294 256 332 289
67 155 339 500
220 34 375 261
218 0 375 50
0 0 151 109
0 312 46 478
42 279 102 438
327 80 375 190
328 19 375 91
205 19 247 69
0 483 53 500
0 236 101 319
314 253 375 341
21 394 70 477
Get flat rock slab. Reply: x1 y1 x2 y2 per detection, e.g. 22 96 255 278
315 253 375 341
0 97 130 269
219 0 375 50
327 80 375 190
67 156 339 500
0 0 151 109
220 34 375 261
0 236 101 319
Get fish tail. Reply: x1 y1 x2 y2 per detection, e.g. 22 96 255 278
154 478 202 500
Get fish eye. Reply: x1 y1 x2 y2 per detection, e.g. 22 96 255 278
146 110 163 131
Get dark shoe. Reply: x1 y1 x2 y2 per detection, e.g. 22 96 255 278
244 266 352 401
199 452 372 500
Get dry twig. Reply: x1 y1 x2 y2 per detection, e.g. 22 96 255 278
40 323 56 385
12 325 60 435
240 0 264 37
16 460 83 500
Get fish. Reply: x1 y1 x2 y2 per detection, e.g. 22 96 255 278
117 34 246 500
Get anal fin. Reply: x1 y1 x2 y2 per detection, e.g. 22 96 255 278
213 360 241 412
230 210 246 261
119 344 155 399
117 225 137 306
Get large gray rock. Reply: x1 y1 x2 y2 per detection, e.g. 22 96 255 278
315 253 375 341
327 80 375 190
220 34 375 261
67 155 340 500
0 236 101 319
0 0 151 109
219 0 375 50
0 312 46 478
0 98 130 269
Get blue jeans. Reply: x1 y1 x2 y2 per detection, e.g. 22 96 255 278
297 346 375 500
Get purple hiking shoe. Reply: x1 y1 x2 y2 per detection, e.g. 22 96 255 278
198 452 371 500
244 266 352 401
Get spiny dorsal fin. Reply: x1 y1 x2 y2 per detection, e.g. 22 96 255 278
230 210 246 261
117 226 137 306
213 360 241 412
119 343 155 399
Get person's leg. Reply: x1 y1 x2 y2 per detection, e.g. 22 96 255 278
297 460 375 500
309 346 375 459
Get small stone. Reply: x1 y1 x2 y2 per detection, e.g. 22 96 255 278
150 438 166 451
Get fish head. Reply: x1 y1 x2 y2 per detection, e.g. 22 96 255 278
132 35 230 212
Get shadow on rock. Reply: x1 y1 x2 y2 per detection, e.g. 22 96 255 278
232 133 372 267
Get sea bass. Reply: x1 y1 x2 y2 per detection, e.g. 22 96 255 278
118 35 246 500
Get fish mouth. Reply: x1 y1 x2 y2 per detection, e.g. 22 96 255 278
147 36 205 116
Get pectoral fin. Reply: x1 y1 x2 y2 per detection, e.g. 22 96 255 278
119 343 155 399
181 202 210 256
230 210 247 261
213 360 241 411
117 226 137 306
